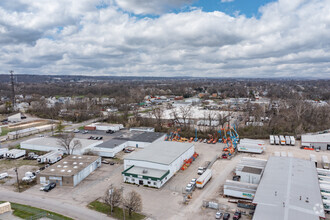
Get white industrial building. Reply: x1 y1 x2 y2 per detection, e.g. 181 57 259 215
252 156 325 220
85 123 124 131
7 124 55 140
122 142 194 188
93 132 166 157
21 137 103 155
129 127 155 132
7 113 21 123
301 132 330 150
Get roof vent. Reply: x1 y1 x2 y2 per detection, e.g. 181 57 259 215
57 165 62 168
73 166 78 169
67 170 72 173
61 169 65 172
73 162 77 165
63 165 68 168
50 169 55 172
79 162 83 165
63 161 68 164
72 156 77 159
78 156 82 159
143 169 148 174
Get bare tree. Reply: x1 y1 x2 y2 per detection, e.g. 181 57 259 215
123 190 142 216
149 106 164 130
57 133 81 155
104 185 122 215
179 105 193 128
217 112 229 128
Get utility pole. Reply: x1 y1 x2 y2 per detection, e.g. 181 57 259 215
10 70 16 110
14 167 20 192
121 187 125 220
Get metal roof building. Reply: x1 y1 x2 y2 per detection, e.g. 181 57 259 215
122 141 194 188
301 132 330 150
252 156 325 220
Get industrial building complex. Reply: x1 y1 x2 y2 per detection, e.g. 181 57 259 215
122 141 194 188
301 132 330 150
37 155 101 187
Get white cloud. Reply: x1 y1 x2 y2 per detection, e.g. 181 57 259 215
221 0 235 3
0 0 329 78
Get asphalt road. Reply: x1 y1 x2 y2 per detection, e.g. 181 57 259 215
0 189 112 220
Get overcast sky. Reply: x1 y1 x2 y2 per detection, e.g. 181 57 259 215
0 0 329 78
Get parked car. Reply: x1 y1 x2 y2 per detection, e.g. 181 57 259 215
233 211 241 220
223 213 230 220
106 130 115 134
82 130 88 134
203 139 207 143
102 160 110 164
215 211 223 219
43 182 56 192
185 183 194 192
233 175 240 181
191 178 197 185
109 162 115 165
0 173 9 180
73 129 80 133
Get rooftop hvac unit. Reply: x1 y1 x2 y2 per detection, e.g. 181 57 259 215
143 169 148 174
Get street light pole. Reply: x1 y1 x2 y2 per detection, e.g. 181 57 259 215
14 167 20 192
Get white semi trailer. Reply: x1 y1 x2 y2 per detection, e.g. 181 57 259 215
285 136 291 145
289 136 295 146
238 143 265 154
37 151 62 164
274 136 280 145
196 169 212 188
5 149 26 159
269 135 274 145
223 180 258 200
279 135 286 145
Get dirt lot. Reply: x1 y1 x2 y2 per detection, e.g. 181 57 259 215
2 140 330 220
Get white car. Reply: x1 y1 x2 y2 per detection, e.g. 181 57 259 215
186 183 193 192
0 173 9 180
215 211 223 219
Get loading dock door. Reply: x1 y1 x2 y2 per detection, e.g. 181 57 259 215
327 145 330 150
139 180 143 185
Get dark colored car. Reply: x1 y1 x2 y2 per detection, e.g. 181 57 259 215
43 182 56 192
233 175 240 181
233 211 241 220
223 213 230 220
106 130 115 134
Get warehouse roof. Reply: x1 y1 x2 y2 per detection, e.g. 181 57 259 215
301 132 330 143
94 139 127 149
124 141 194 165
129 132 165 143
21 137 102 150
242 166 263 175
122 165 169 180
252 156 325 220
40 155 100 176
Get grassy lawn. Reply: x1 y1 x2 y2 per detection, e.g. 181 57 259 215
88 200 145 220
78 126 85 130
0 201 73 220
0 126 10 136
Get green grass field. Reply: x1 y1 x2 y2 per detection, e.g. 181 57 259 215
0 202 73 220
0 126 10 136
88 200 145 220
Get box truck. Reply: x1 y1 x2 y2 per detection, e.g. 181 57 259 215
279 135 285 145
289 136 295 146
5 149 26 159
285 136 290 145
196 169 212 188
322 156 329 169
274 136 280 145
269 135 274 145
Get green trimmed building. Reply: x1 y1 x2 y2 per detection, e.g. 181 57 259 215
122 141 194 188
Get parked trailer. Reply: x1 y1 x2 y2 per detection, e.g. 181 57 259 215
274 136 280 145
37 151 62 164
5 149 26 159
269 135 274 145
196 169 212 188
289 136 295 146
279 135 285 145
321 192 330 200
237 143 265 154
310 154 317 167
317 168 330 176
319 175 330 182
240 139 265 145
322 156 329 169
320 184 330 194
0 148 8 157
323 199 330 213
223 180 257 200
285 136 291 145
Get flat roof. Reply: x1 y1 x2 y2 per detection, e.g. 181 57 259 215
39 155 100 176
129 132 165 143
123 165 169 179
242 166 263 175
252 156 325 220
124 141 194 165
301 133 330 143
21 137 102 150
94 139 127 149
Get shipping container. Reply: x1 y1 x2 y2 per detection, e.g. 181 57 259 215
279 135 286 145
196 169 212 188
237 143 265 154
323 156 330 169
